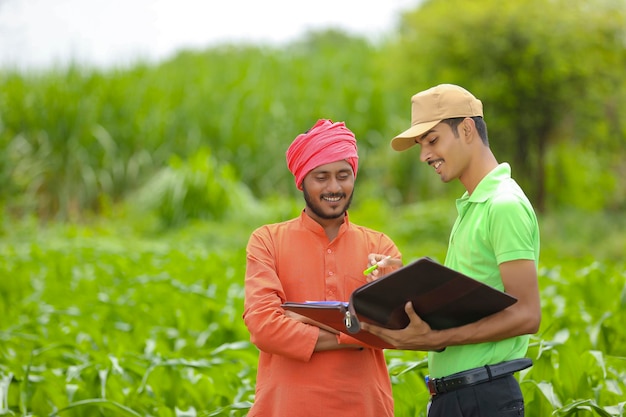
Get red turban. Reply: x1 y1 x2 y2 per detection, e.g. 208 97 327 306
286 119 359 190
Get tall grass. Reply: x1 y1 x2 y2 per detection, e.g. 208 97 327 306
0 33 397 221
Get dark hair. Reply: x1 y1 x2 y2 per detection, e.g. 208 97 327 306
442 116 489 145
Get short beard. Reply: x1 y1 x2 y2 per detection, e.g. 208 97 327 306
303 184 354 220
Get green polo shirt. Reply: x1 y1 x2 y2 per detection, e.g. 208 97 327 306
428 163 540 378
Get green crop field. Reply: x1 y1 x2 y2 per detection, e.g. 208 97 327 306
1 203 624 416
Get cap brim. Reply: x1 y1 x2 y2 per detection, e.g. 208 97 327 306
390 120 441 151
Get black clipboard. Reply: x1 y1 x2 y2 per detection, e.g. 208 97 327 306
282 257 517 347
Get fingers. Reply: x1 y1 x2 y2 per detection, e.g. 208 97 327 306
383 257 403 269
404 301 425 326
367 254 390 267
366 254 403 269
364 255 396 280
284 310 300 319
360 322 379 335
405 301 416 316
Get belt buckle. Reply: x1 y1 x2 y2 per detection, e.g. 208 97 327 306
426 378 438 396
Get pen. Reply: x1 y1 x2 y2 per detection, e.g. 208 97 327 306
363 256 392 276
363 263 379 276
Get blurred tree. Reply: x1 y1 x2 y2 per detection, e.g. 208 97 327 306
386 0 626 211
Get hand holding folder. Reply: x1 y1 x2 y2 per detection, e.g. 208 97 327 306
282 257 518 350
282 300 396 349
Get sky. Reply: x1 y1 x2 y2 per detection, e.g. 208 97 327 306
0 0 418 70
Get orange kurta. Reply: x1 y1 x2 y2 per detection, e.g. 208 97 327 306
243 211 400 417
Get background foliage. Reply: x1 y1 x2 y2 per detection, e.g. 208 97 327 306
1 0 625 415
1 0 625 220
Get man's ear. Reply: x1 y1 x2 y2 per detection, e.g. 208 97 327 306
462 118 475 141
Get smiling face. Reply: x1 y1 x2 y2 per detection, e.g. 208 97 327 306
415 120 472 184
301 160 355 223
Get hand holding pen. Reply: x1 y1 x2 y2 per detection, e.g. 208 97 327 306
363 254 403 281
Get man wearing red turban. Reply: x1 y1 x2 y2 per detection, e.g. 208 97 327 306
243 119 401 417
286 118 359 190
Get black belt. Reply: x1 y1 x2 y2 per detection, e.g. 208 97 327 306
426 358 532 396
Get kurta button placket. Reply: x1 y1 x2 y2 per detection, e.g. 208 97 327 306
325 246 338 299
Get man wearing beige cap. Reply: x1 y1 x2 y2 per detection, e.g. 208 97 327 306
362 84 541 416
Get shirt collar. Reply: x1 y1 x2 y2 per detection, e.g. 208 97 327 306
459 163 511 204
299 210 350 235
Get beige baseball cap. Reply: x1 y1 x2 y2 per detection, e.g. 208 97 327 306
391 84 483 151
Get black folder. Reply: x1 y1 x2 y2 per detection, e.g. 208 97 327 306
282 257 517 349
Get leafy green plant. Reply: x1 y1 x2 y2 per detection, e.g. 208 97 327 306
1 207 625 416
131 147 255 228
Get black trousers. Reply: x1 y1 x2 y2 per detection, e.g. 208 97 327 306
428 374 524 417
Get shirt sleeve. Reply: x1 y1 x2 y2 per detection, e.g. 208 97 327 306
489 195 538 264
242 226 319 362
